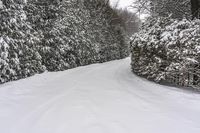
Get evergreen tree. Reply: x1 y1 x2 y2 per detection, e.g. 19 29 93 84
0 1 44 83
0 0 128 83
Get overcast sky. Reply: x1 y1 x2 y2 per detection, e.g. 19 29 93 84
110 0 148 20
110 0 134 8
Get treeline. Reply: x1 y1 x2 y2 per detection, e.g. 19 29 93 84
0 0 128 83
130 0 200 89
132 0 196 19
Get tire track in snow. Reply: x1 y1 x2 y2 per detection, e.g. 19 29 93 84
8 62 118 133
1 58 200 133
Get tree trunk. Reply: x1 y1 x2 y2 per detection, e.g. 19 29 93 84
191 0 200 19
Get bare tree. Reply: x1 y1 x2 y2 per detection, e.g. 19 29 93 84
116 8 140 37
130 0 152 18
131 0 191 19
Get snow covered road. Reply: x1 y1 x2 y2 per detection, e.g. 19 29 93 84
0 58 200 133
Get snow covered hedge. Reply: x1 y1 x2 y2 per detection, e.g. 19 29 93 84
0 0 128 83
130 17 200 88
0 2 45 83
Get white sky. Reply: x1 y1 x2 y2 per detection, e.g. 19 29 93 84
110 0 134 8
110 0 148 20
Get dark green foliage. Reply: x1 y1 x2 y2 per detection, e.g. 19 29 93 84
0 2 45 83
130 17 200 88
151 0 191 19
191 0 200 19
132 0 191 19
0 0 128 83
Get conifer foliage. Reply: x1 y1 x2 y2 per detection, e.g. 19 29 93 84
130 17 200 88
0 1 45 83
0 0 128 83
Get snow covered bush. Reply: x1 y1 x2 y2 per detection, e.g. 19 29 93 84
130 17 200 88
0 1 45 83
0 0 128 84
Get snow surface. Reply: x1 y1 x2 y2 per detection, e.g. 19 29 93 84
0 1 2 9
0 58 200 133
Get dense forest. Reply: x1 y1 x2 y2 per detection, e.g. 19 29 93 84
1 0 200 90
0 0 129 83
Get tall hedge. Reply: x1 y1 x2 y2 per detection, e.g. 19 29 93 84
130 17 200 88
0 0 128 83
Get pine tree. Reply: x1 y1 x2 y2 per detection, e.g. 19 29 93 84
0 0 128 83
0 1 44 83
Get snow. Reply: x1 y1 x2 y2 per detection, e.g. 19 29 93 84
110 0 133 8
0 58 200 133
0 1 2 9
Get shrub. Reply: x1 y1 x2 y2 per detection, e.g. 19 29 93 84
130 17 200 88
